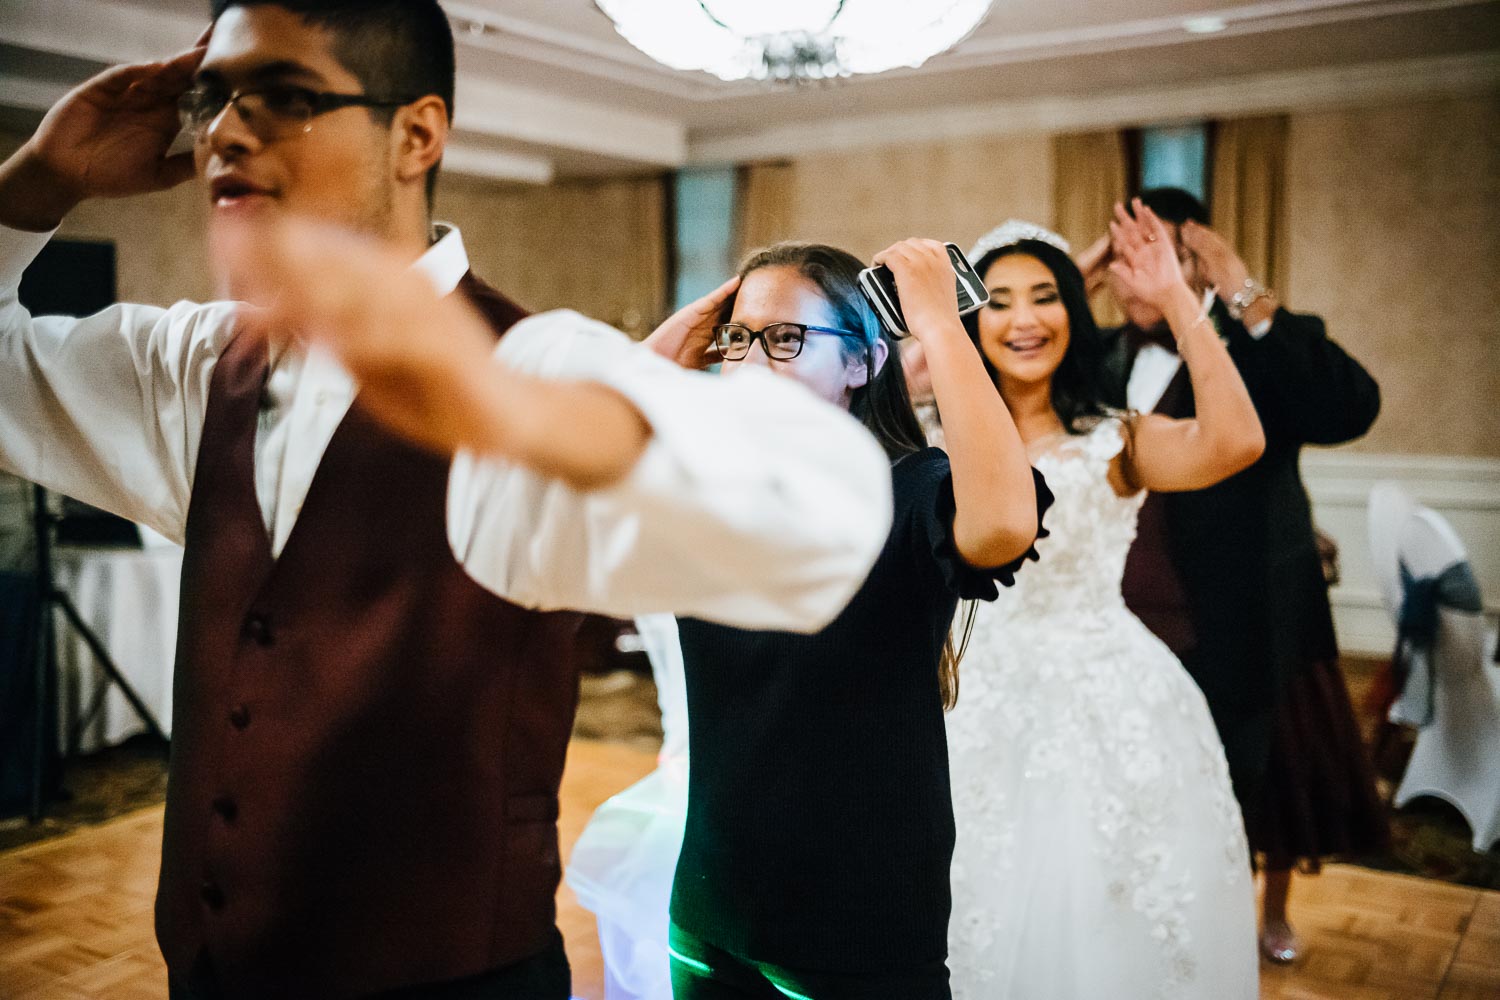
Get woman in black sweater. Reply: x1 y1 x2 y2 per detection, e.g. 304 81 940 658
644 239 1049 999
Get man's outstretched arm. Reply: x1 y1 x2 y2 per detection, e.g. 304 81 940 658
218 219 894 632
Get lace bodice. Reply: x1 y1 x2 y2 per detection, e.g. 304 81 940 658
995 418 1143 623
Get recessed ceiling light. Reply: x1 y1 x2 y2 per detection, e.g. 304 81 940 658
1183 16 1228 34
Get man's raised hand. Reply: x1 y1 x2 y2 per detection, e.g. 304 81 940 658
0 44 207 231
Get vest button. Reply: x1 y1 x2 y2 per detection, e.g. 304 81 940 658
244 614 274 647
200 880 226 911
212 796 238 823
229 705 251 730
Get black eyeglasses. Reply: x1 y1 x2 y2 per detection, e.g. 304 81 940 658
178 84 416 141
712 322 866 362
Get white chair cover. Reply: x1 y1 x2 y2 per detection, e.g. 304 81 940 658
1367 480 1416 619
566 614 686 1000
1370 485 1500 852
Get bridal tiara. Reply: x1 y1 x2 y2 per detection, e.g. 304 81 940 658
968 220 1072 262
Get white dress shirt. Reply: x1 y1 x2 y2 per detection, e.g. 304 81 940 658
1126 299 1273 414
1126 344 1183 414
0 223 892 632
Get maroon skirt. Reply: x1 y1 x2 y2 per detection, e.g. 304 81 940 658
1246 658 1390 872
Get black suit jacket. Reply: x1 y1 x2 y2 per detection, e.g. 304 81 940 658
1100 305 1380 797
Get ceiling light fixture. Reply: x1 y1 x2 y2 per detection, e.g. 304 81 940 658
1182 16 1229 34
593 0 997 82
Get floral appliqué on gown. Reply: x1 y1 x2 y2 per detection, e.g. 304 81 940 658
946 418 1257 999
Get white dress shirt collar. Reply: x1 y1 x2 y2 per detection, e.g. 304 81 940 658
1127 345 1182 414
415 223 470 297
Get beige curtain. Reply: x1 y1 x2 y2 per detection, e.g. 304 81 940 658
735 161 795 262
1051 130 1129 325
1210 114 1290 297
437 173 670 339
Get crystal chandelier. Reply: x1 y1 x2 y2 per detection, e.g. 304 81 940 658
593 0 996 82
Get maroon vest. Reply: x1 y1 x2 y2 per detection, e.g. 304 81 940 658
1120 360 1198 657
155 276 585 998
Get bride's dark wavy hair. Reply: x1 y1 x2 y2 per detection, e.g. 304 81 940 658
962 239 1110 435
722 241 971 710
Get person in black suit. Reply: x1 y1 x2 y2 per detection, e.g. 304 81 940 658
1085 188 1386 965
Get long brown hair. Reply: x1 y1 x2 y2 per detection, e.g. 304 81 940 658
727 241 970 709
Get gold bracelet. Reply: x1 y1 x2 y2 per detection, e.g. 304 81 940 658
1173 307 1215 354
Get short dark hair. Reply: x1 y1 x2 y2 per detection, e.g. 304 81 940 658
1135 187 1209 226
963 239 1110 435
210 0 455 203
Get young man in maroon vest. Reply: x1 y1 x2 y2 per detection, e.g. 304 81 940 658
0 3 893 997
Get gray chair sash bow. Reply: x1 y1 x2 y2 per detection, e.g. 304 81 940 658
1391 560 1483 727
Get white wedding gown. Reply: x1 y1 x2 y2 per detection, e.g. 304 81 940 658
946 418 1258 999
566 614 687 1000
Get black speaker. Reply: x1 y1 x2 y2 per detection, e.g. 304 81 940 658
18 238 116 315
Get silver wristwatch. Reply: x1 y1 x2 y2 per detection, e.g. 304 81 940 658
1226 277 1271 321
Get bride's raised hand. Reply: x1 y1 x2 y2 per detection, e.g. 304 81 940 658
1107 199 1190 314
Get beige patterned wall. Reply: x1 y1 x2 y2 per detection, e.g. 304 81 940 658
436 171 669 337
58 184 216 305
1284 92 1500 457
773 133 1056 261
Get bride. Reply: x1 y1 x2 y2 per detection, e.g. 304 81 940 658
943 203 1263 998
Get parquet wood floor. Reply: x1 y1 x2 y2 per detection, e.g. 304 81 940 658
3 739 1496 999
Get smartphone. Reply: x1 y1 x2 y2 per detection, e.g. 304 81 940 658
857 243 990 338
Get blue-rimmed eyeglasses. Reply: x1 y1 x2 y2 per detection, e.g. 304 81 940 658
712 322 866 362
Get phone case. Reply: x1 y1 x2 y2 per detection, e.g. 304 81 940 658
858 243 990 338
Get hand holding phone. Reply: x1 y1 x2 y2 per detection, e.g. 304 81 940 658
859 241 989 339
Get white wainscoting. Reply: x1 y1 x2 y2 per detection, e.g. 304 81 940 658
1302 451 1500 657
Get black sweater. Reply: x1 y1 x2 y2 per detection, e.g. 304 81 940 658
670 448 1048 973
